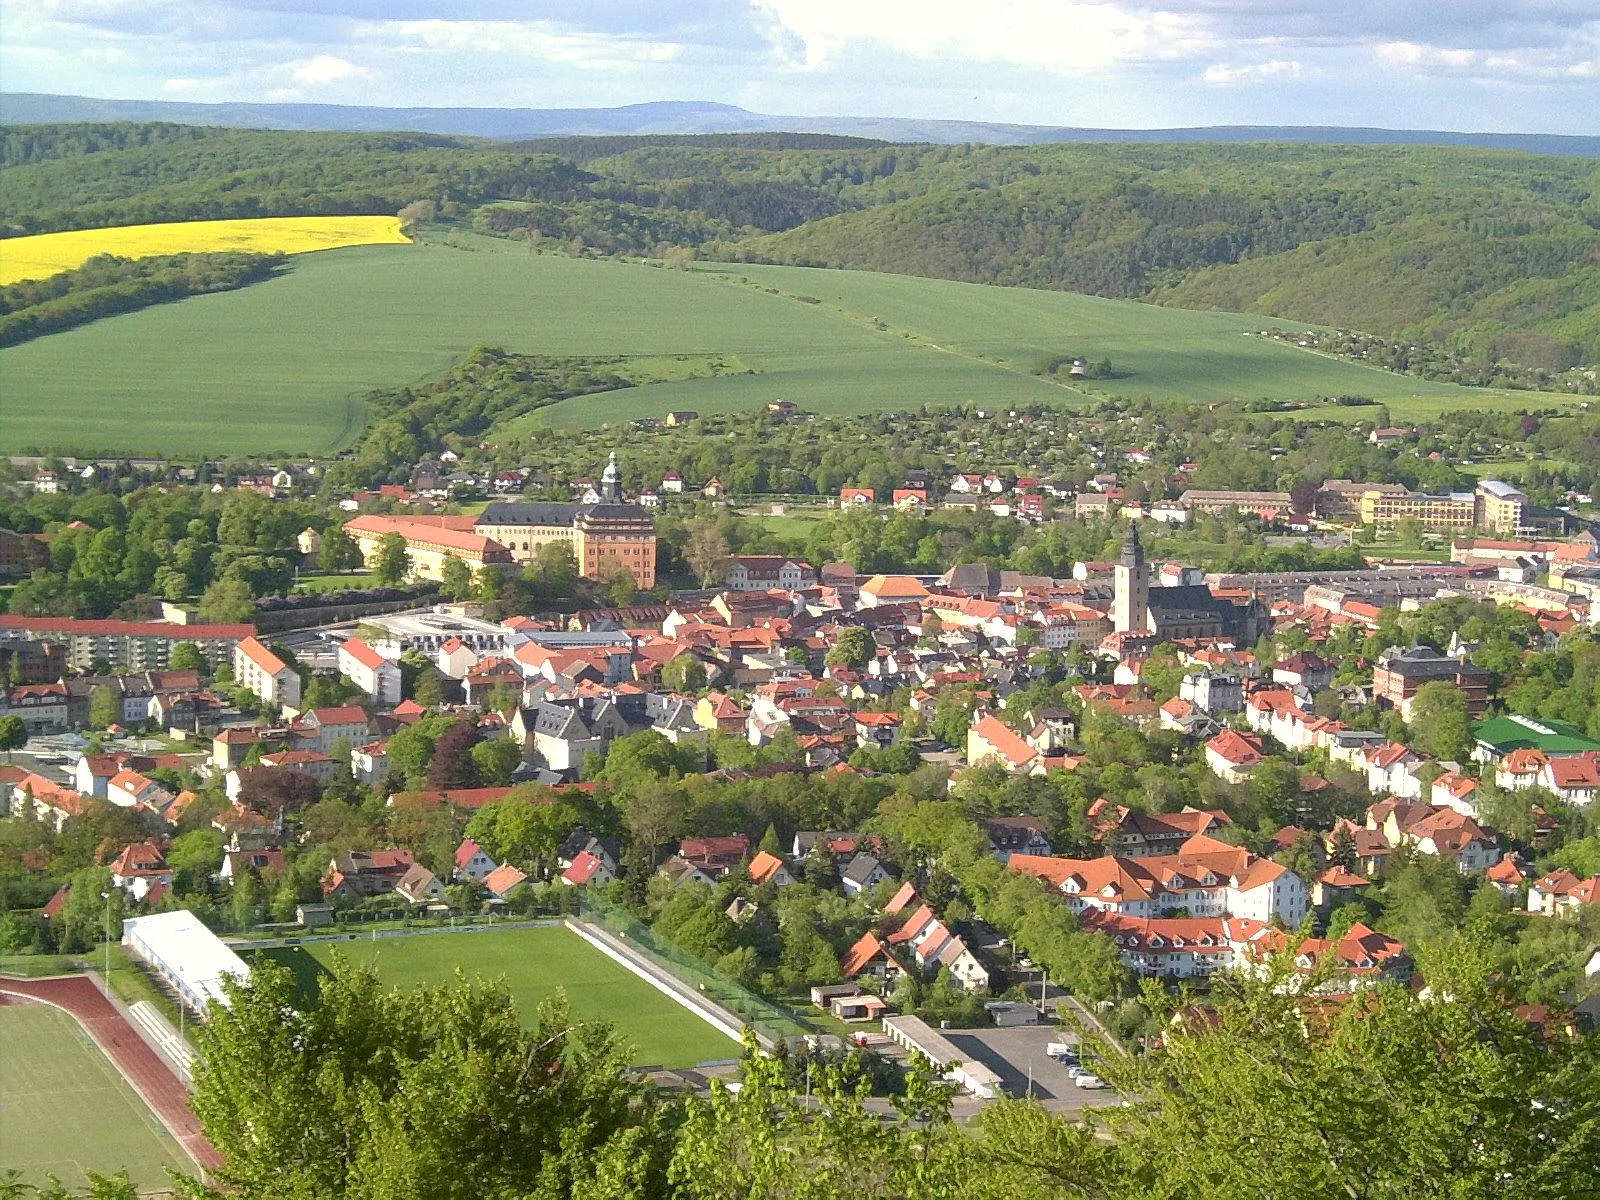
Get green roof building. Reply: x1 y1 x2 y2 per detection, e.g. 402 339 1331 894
1471 714 1600 762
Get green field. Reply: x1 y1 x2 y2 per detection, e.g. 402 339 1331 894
260 926 737 1068
0 233 1535 457
0 1000 189 1191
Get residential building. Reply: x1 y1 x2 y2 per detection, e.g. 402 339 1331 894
1009 834 1307 926
323 849 416 899
1372 646 1490 719
1528 869 1600 916
234 636 301 710
724 557 816 591
337 638 401 705
109 841 171 902
0 615 249 671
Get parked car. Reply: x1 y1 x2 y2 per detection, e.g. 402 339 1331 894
1074 1073 1107 1089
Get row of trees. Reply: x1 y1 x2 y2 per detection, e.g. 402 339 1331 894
173 930 1600 1200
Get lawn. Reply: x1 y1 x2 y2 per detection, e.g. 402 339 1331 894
0 215 409 285
258 926 738 1068
0 1000 189 1192
0 233 1554 457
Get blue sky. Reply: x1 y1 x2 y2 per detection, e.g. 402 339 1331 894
2 1 1596 133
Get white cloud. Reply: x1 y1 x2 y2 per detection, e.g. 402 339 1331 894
1376 42 1479 70
374 19 682 67
289 54 373 85
1202 59 1303 86
752 0 1217 72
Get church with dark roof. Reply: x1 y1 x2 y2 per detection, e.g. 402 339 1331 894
1111 524 1265 645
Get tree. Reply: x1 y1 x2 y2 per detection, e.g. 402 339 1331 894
411 664 444 709
0 713 29 760
169 641 204 672
424 718 481 790
661 653 708 694
169 828 224 894
1408 680 1472 763
597 730 693 787
189 960 669 1199
396 198 437 231
683 522 730 587
317 528 362 575
88 685 122 730
439 554 472 600
1066 934 1600 1200
198 578 254 623
825 626 874 671
373 533 409 586
470 737 523 787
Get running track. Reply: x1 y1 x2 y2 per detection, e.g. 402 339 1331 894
0 975 223 1173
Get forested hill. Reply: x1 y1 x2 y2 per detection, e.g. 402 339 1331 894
3 122 1597 370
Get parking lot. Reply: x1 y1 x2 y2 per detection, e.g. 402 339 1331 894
943 1024 1122 1113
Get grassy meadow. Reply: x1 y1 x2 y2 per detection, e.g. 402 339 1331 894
0 215 408 285
259 925 738 1068
0 233 1543 457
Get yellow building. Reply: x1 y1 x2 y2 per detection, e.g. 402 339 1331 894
343 514 514 578
1358 490 1477 533
474 453 656 590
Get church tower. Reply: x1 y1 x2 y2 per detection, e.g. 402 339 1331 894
1112 522 1149 633
599 450 622 503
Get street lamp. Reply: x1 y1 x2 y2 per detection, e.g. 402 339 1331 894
99 890 113 982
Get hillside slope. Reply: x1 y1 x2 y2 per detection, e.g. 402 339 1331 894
3 125 1597 370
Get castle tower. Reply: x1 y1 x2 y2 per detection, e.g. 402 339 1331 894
1112 522 1149 633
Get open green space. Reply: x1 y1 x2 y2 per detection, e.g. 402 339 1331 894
0 1000 189 1192
258 926 737 1068
0 232 1540 458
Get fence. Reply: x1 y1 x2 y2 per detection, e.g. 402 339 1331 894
577 894 810 1048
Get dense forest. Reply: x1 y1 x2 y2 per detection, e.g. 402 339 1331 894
2 123 1597 370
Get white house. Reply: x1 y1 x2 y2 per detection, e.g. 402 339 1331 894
437 636 480 680
234 636 301 710
338 638 401 705
454 838 498 882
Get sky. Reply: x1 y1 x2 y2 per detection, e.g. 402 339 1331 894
2 1 1597 134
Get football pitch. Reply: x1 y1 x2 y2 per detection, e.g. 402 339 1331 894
0 1000 189 1192
259 925 738 1068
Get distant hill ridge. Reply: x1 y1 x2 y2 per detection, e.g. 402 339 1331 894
3 92 1595 157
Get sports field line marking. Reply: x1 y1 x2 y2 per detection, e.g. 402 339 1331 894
0 984 208 1176
563 919 745 1048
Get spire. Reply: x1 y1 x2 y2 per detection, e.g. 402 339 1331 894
600 450 621 502
1119 520 1144 569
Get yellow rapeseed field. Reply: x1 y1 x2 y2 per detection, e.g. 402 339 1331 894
0 215 410 285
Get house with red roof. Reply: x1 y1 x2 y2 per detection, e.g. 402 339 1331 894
454 838 499 882
839 487 875 506
338 638 401 705
1009 833 1307 925
109 841 172 901
678 835 751 879
560 850 614 887
966 714 1040 774
234 635 301 710
322 849 415 899
1529 869 1600 916
436 636 480 680
294 705 371 755
747 850 794 888
839 931 900 983
483 863 530 899
1204 729 1266 783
